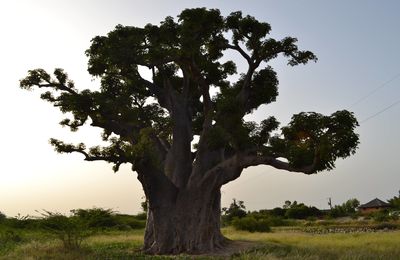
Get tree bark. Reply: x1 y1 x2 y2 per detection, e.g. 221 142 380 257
142 181 227 254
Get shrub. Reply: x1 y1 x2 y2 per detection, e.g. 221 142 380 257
249 213 287 226
269 207 286 217
264 216 285 227
375 222 398 230
232 216 271 232
134 212 147 221
114 214 146 229
242 210 296 227
388 193 400 209
0 230 23 252
329 198 360 218
389 211 399 221
70 208 117 228
125 219 146 229
5 214 38 229
222 199 247 225
372 211 390 222
40 211 93 250
0 211 6 222
115 224 132 231
285 204 321 219
0 230 23 243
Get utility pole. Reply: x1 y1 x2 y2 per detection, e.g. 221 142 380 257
327 197 332 209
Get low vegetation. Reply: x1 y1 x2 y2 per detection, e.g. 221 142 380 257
0 207 146 257
1 193 400 258
221 195 399 233
1 226 400 259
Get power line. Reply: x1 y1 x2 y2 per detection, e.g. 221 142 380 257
350 72 400 108
360 98 400 124
346 71 400 124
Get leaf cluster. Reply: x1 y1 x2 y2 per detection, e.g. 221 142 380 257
273 110 359 173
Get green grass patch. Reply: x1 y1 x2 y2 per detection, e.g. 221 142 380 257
1 227 400 259
223 227 400 259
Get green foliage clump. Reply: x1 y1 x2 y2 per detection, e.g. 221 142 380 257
133 212 147 221
70 208 117 229
329 198 360 218
282 201 322 219
388 191 400 210
232 216 271 232
371 210 391 222
38 208 146 250
0 211 6 222
224 199 324 229
0 230 23 250
40 211 93 250
125 219 146 229
5 214 36 229
114 214 146 229
268 208 285 217
248 211 295 227
375 222 398 230
280 111 359 173
222 199 247 225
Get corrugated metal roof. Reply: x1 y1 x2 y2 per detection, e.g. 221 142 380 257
358 198 390 208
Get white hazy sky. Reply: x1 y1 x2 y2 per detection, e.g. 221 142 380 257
1 0 399 216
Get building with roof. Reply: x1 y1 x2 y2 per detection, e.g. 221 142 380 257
358 198 390 213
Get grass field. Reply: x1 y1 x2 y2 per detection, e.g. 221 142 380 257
224 227 400 259
1 227 400 259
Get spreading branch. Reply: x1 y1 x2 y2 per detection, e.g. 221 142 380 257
49 138 130 172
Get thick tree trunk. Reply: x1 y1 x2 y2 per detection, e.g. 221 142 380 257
143 186 227 254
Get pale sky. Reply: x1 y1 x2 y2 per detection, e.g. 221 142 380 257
1 0 399 217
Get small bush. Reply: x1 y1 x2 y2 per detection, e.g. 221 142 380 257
252 214 290 227
329 198 360 218
114 214 146 229
115 224 132 231
126 219 146 229
242 210 296 227
372 211 390 222
269 207 286 217
0 230 23 252
40 211 93 250
0 211 6 222
264 217 285 227
70 208 117 229
285 205 321 219
232 216 271 232
375 222 398 230
6 214 36 229
134 212 147 221
222 199 247 225
0 230 23 243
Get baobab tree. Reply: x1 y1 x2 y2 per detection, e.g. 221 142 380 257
20 8 359 254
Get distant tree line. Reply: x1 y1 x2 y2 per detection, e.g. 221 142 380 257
221 190 400 232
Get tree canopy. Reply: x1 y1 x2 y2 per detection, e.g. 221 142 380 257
20 8 359 186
